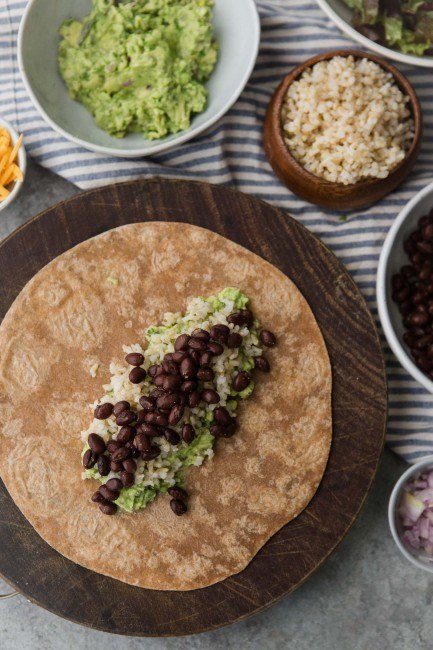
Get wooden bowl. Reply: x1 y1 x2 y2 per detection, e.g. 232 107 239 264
264 50 423 211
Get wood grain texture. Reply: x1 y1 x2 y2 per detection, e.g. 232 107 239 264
264 50 422 211
0 179 387 636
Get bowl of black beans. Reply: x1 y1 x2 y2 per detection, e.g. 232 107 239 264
378 181 433 392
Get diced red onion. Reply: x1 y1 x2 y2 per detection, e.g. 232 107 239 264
397 468 433 555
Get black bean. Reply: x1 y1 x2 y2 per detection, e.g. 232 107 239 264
97 455 110 476
144 411 159 425
99 485 119 502
168 486 188 500
122 458 137 473
125 352 144 366
163 374 182 392
424 223 433 240
148 364 159 377
154 373 166 387
106 478 123 492
168 404 184 426
178 393 187 407
418 241 433 255
214 406 232 426
189 349 201 365
129 367 147 384
180 357 197 379
227 309 253 327
180 380 197 394
197 365 215 382
120 471 135 488
91 490 105 503
202 389 220 404
110 459 123 472
232 371 250 392
136 409 146 424
139 395 156 411
188 391 202 408
408 312 429 327
174 333 191 351
116 426 134 444
259 330 276 347
83 449 97 469
210 424 226 437
134 433 151 453
188 337 207 351
170 499 187 516
141 445 161 461
172 351 188 364
113 400 130 416
111 446 131 462
191 328 210 342
162 359 179 375
227 332 242 348
99 502 118 515
207 341 224 356
182 423 196 443
115 409 136 426
107 440 122 453
164 427 181 445
254 356 270 372
137 423 158 437
88 433 106 454
154 412 169 427
94 402 113 420
199 351 213 366
223 417 238 438
210 324 230 343
157 392 180 411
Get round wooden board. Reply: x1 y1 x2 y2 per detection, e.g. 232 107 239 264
0 179 387 636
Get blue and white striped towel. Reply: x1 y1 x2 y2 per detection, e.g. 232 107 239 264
1 0 433 463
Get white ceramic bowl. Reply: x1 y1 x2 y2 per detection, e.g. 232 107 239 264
18 0 260 158
315 0 433 69
0 117 27 213
389 456 433 572
377 182 433 393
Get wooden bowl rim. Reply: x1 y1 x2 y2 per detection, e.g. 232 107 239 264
268 49 423 192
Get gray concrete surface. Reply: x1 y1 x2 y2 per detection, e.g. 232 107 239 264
0 160 429 650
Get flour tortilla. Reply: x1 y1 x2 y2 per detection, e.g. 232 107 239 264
0 222 332 591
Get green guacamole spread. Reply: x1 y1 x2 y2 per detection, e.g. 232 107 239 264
58 0 218 139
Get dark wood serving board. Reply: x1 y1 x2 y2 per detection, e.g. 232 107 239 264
0 179 387 636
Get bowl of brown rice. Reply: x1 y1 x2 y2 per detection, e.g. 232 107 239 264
263 50 422 211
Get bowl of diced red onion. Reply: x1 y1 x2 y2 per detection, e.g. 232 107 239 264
377 181 433 394
389 457 433 571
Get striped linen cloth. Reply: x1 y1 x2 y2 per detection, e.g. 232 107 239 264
1 0 433 463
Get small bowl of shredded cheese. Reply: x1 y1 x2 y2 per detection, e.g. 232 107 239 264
0 117 26 212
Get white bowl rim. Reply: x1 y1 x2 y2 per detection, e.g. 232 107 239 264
0 116 27 212
315 0 433 69
377 181 433 395
17 0 261 159
388 455 433 572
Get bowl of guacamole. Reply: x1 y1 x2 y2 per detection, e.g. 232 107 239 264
18 0 260 157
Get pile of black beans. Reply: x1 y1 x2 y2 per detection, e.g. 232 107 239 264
392 209 433 377
83 307 276 516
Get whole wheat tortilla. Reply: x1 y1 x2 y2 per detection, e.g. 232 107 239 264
0 222 331 591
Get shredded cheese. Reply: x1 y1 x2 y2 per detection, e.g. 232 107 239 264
0 128 23 202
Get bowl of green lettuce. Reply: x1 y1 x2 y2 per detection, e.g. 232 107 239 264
315 0 433 67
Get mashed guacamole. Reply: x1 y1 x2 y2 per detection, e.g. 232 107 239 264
58 0 218 139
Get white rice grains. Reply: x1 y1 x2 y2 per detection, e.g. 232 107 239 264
281 56 414 185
